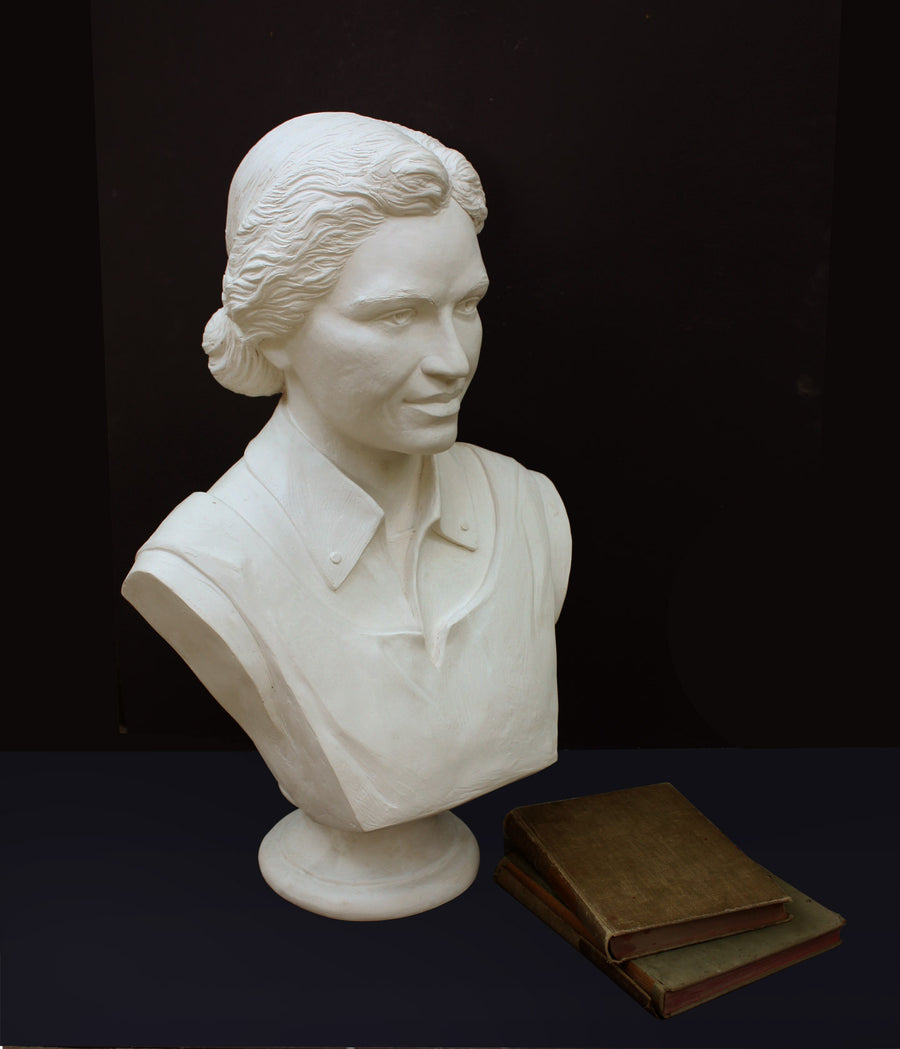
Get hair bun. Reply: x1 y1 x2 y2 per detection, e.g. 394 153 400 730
201 306 233 357
202 307 283 397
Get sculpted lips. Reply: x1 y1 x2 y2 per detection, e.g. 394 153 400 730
405 391 465 416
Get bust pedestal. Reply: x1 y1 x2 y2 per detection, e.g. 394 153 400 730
258 807 480 920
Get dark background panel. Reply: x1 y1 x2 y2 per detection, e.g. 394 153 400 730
8 1 854 749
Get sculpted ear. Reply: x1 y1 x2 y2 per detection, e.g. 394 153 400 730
257 338 293 372
258 317 309 372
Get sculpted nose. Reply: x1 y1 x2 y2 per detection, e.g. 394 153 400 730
421 318 473 380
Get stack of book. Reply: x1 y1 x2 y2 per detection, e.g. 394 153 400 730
494 782 844 1018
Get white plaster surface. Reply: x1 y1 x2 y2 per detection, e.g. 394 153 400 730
122 112 571 919
258 809 480 920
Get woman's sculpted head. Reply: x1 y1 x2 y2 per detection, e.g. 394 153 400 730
202 113 488 397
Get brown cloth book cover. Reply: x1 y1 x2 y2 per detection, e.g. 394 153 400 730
495 855 845 1018
501 782 791 960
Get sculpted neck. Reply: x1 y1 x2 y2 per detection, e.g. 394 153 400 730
280 389 426 534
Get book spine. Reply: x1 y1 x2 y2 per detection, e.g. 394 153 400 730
498 854 597 943
502 811 616 958
494 858 661 1019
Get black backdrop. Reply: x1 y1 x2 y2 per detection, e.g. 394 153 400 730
8 13 900 1049
16 1 852 749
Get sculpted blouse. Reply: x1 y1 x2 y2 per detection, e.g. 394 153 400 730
124 402 571 832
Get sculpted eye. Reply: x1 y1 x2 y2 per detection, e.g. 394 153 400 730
456 297 482 316
381 308 416 327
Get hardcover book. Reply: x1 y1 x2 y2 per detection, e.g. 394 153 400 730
500 783 791 960
495 854 845 1018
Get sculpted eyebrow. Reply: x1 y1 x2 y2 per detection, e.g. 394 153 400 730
346 293 435 315
345 279 489 316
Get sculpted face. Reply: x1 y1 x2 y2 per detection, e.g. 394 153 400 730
264 201 489 461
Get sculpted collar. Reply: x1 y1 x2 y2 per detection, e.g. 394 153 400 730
243 401 479 590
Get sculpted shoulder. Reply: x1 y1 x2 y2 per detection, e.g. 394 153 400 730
450 440 569 529
130 481 255 576
451 441 572 621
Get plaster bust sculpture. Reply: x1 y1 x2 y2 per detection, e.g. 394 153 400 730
122 112 571 919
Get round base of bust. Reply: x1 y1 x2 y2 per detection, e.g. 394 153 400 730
257 807 480 920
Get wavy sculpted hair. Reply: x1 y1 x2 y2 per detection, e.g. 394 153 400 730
202 113 488 397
